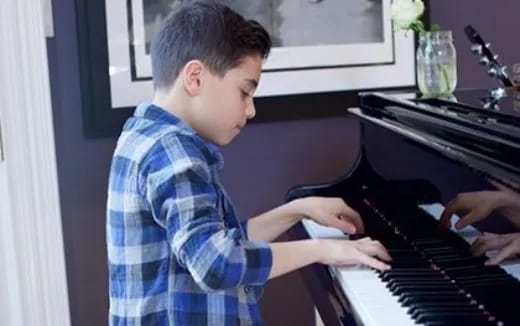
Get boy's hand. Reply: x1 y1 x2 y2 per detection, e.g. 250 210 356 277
470 232 520 265
297 197 364 234
318 237 391 271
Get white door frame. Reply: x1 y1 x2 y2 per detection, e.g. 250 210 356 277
0 0 71 325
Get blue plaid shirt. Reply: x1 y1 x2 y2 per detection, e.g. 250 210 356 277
107 103 273 325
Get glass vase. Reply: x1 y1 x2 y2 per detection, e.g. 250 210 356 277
416 31 458 98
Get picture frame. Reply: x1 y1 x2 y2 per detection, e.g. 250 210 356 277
76 0 421 138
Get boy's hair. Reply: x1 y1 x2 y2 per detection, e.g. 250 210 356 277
150 0 272 90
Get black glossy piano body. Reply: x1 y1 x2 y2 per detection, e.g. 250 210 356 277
286 89 520 326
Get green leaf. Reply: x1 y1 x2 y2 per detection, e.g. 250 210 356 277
409 20 425 33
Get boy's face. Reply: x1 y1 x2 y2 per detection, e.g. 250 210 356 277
193 55 262 146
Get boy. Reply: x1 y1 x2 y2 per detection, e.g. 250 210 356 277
107 1 391 325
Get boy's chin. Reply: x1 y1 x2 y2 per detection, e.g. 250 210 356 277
210 135 234 147
215 130 240 146
217 136 235 146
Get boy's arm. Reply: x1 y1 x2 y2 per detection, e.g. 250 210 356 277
143 138 273 292
269 238 391 279
246 197 364 242
245 200 303 242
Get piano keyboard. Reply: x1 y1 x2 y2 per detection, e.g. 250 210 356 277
303 203 520 326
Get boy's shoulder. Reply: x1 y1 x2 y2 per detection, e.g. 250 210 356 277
115 105 219 170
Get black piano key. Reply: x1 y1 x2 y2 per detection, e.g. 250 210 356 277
382 267 441 274
422 247 459 254
408 302 481 312
388 279 456 292
430 259 486 270
428 254 463 260
401 297 474 307
380 269 443 281
411 307 486 320
399 292 471 301
455 273 515 281
425 322 496 326
392 284 460 296
387 277 451 287
416 312 494 324
386 275 448 282
389 261 431 268
460 279 517 289
412 238 447 246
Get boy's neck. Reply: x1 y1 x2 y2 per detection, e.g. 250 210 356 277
151 87 192 126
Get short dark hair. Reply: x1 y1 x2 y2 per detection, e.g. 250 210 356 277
150 0 272 90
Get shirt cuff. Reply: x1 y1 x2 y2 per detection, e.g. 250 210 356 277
241 241 272 285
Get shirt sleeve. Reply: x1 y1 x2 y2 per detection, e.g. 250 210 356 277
240 219 249 239
142 135 272 292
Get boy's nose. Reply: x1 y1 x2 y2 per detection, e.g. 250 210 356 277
246 101 256 119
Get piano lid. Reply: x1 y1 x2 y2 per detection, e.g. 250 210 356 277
353 88 520 191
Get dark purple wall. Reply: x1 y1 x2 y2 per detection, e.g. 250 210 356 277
430 0 520 89
47 1 520 325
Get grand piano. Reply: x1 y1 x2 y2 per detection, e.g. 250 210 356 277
286 88 520 326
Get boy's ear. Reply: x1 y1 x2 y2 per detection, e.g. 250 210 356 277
181 60 204 96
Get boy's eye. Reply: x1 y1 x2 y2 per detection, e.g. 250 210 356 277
240 90 250 98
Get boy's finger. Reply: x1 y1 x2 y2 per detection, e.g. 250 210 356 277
358 240 392 262
372 245 392 262
328 218 356 234
340 205 364 234
357 253 391 271
340 214 364 234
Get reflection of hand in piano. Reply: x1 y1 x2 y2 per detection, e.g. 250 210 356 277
439 189 510 230
440 181 520 230
472 232 520 265
439 183 520 265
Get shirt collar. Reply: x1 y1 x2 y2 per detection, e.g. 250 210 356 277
135 102 223 168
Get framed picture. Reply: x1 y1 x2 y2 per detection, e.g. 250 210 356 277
76 0 418 137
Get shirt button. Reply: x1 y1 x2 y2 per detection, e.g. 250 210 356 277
244 286 251 293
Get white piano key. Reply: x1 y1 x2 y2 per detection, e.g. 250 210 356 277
333 267 418 326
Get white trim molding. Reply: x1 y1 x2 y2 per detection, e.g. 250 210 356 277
0 0 70 325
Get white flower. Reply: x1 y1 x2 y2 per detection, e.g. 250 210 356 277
391 0 425 31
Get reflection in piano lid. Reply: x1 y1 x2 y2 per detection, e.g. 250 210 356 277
286 89 520 326
358 90 520 191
